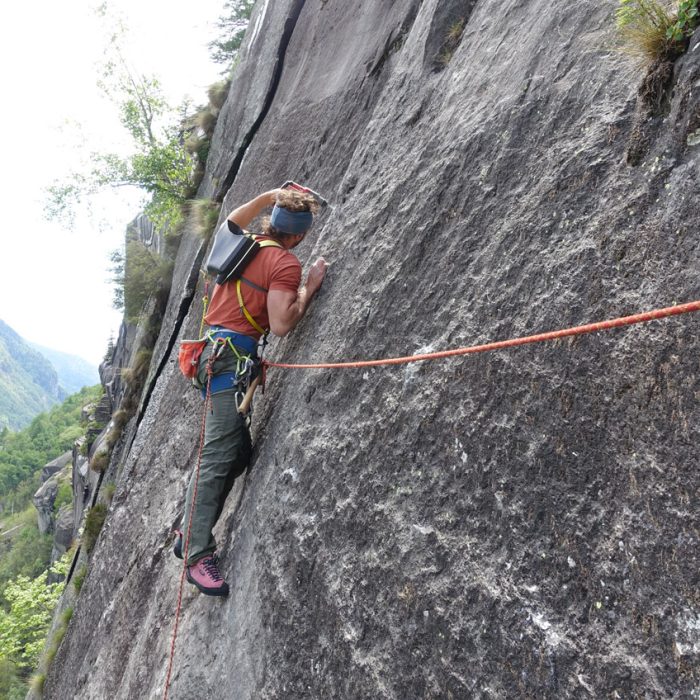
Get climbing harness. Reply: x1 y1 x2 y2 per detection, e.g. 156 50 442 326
202 329 261 414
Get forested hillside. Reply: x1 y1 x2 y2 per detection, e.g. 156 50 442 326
0 385 101 699
0 321 64 431
28 343 98 397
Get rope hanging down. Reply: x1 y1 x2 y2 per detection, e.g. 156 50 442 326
163 357 215 700
264 300 700 370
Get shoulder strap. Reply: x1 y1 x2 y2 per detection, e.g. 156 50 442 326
236 279 266 335
235 237 283 336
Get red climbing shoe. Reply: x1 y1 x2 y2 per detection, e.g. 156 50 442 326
186 556 229 597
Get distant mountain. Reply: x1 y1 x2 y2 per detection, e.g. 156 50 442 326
28 342 99 395
0 320 64 430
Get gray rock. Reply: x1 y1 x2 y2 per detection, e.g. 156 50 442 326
41 451 72 483
51 505 74 564
44 4 700 700
33 475 58 535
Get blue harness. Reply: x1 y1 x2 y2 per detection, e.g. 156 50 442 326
202 327 259 399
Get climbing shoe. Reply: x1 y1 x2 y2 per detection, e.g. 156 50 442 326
172 530 183 560
186 556 229 597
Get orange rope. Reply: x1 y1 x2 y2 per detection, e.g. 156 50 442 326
264 300 700 370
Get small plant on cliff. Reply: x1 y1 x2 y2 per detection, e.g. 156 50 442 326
438 17 467 67
54 479 73 511
615 0 699 63
109 239 173 322
89 450 110 474
45 607 73 667
83 504 108 553
72 565 87 593
103 482 116 505
192 198 222 240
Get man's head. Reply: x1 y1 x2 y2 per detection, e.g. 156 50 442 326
262 189 319 247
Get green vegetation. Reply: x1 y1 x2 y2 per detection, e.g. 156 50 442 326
103 483 116 505
72 565 87 593
209 0 256 69
46 10 199 233
45 607 73 667
0 558 66 683
53 479 73 512
109 239 173 322
45 0 257 237
0 321 63 432
438 17 466 67
667 0 699 39
0 509 52 602
83 504 108 553
616 0 699 63
89 450 110 474
0 656 27 699
121 349 153 415
0 385 102 511
0 386 101 698
193 199 221 240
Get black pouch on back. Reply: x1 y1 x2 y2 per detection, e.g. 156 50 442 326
205 220 261 284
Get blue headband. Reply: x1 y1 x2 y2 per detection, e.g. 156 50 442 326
270 205 313 235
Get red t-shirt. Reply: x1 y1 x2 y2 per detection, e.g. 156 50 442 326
204 235 301 339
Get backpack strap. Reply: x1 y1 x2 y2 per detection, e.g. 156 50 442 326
236 237 283 335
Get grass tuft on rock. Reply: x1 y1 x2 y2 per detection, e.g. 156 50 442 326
615 0 699 64
83 504 108 553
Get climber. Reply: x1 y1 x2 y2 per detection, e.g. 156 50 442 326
175 187 327 596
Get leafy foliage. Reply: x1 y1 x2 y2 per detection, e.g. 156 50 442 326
0 385 102 510
0 510 52 603
209 0 256 68
666 0 699 40
53 480 73 512
615 0 699 62
0 657 26 699
109 239 173 321
0 558 67 676
46 34 196 233
0 321 63 431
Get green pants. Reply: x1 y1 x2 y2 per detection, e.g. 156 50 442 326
181 342 252 565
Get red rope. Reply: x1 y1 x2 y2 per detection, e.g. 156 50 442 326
264 300 700 370
163 359 214 700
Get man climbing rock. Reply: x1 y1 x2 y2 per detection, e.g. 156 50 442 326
176 187 326 596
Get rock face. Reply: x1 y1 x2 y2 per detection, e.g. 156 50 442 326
33 476 58 535
52 505 74 562
45 2 699 699
40 451 72 483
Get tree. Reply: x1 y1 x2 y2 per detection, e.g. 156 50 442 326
108 239 173 322
209 0 256 68
46 19 196 232
0 562 66 676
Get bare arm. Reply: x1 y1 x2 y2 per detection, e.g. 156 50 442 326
227 190 280 229
267 258 327 336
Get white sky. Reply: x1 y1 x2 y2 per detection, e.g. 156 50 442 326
0 0 227 365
